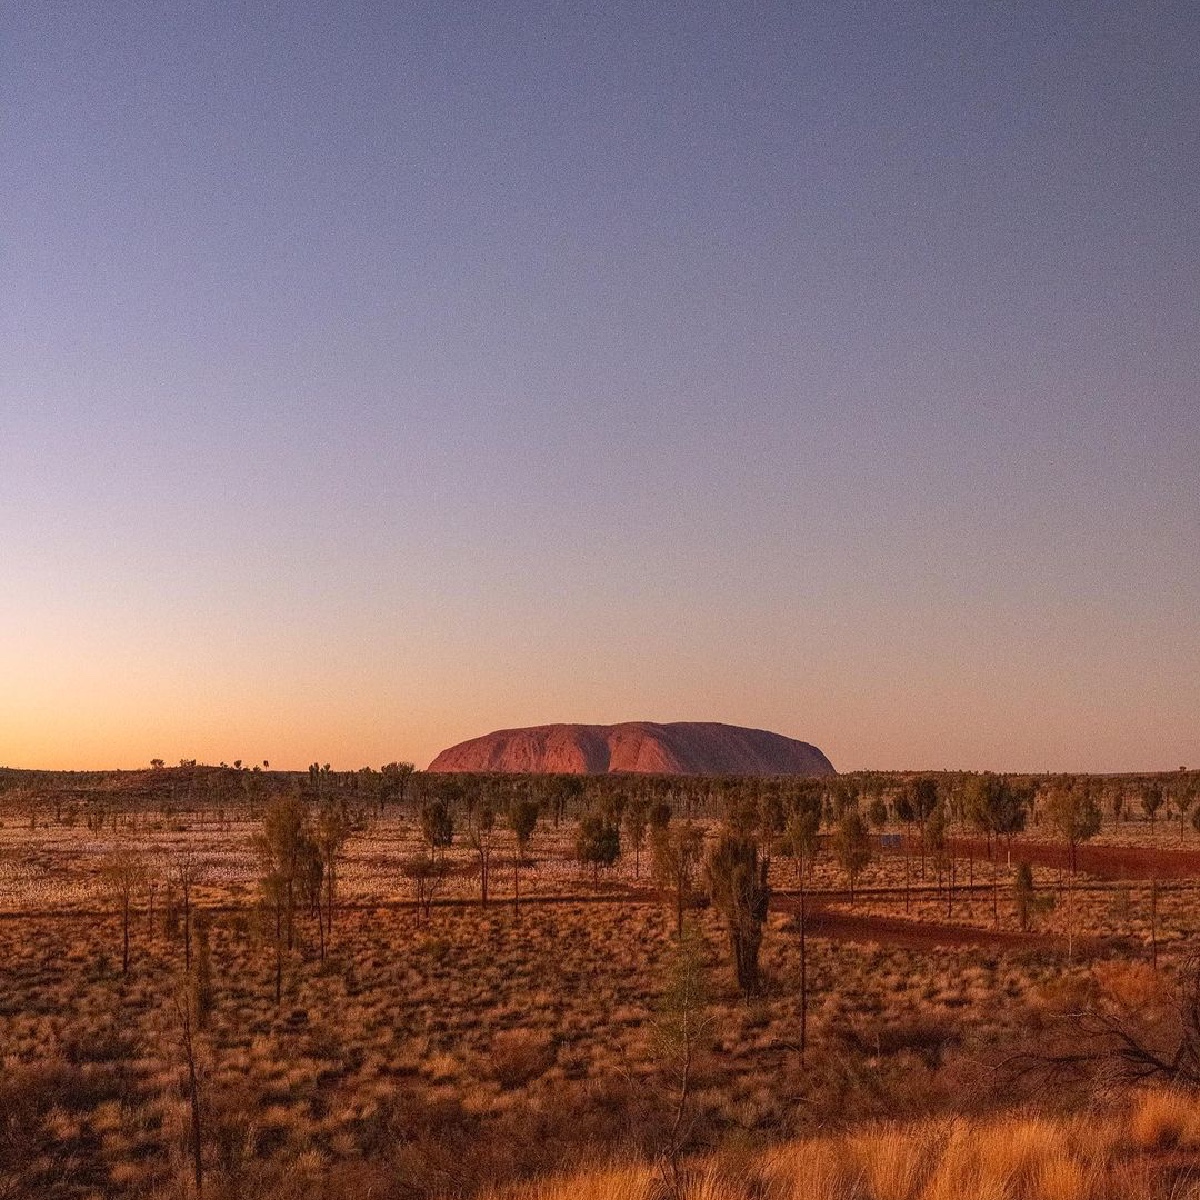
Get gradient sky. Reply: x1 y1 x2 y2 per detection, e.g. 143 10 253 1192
2 1 1198 773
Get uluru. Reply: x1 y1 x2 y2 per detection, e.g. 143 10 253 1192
428 721 836 777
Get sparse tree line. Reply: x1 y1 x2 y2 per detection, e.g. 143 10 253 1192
41 764 1200 1016
4 761 1197 832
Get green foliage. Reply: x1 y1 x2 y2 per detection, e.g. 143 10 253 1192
508 797 540 849
967 774 1030 840
705 835 770 997
467 798 497 903
652 822 705 936
575 813 621 878
926 804 946 853
255 792 320 979
1044 782 1102 870
779 805 821 879
722 786 762 838
654 923 712 1062
420 799 455 850
1141 782 1164 823
831 810 871 900
912 777 939 823
624 798 651 876
380 761 416 806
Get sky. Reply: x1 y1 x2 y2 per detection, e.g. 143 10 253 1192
2 1 1198 774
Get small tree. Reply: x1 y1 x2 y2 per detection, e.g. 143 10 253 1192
255 793 316 1004
420 798 454 856
652 923 712 1198
168 851 202 970
966 774 1029 922
575 813 620 884
316 796 351 951
1173 781 1196 843
706 835 770 998
926 803 948 895
779 801 821 885
466 798 497 906
1142 782 1164 825
170 982 206 1198
911 776 939 880
894 786 915 911
1013 861 1054 932
624 798 650 879
381 761 416 812
102 850 146 975
255 793 312 952
508 797 540 916
652 821 704 939
831 810 871 904
401 852 448 922
650 801 673 833
1045 783 1102 875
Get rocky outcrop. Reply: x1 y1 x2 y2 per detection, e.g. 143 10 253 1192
428 722 835 777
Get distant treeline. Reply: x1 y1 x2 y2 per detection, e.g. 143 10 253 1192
0 762 1196 831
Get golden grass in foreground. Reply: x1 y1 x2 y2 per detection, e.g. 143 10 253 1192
485 1091 1200 1200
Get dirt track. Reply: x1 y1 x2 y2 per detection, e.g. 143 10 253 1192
887 836 1200 881
771 893 1110 955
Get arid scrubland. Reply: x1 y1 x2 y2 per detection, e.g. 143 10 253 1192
1 764 1200 1198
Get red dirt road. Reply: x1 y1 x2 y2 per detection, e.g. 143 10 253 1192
771 894 1103 954
893 836 1200 881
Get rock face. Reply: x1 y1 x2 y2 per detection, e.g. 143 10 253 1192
428 722 835 777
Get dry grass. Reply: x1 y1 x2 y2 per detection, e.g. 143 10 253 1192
487 1096 1200 1200
0 895 1077 1198
2 788 1200 1197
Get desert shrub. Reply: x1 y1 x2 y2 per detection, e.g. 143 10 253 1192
1127 1088 1200 1151
488 1029 558 1089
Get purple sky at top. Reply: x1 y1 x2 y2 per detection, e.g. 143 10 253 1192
2 1 1197 772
